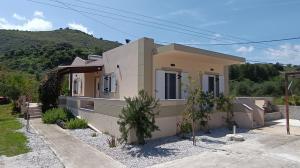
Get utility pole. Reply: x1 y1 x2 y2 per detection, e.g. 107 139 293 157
284 71 300 135
284 73 290 135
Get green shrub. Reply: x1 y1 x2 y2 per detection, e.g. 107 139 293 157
39 70 63 112
66 118 88 129
179 120 192 139
273 96 300 106
118 90 160 145
42 108 68 124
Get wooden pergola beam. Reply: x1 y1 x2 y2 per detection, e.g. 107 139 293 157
57 66 103 76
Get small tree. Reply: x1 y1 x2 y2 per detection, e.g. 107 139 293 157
216 94 235 130
185 87 214 146
118 90 160 145
39 70 63 112
197 91 214 131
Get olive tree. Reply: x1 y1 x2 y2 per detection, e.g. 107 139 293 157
185 87 214 146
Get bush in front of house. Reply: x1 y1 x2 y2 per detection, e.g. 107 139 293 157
118 90 160 145
39 70 63 112
178 119 192 139
65 118 88 129
42 108 68 124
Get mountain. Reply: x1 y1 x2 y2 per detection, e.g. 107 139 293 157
0 29 121 74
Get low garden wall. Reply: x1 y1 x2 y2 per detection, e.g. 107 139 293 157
277 105 300 120
59 96 257 143
264 112 282 122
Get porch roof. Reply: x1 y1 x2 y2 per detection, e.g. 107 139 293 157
57 56 103 75
57 64 103 75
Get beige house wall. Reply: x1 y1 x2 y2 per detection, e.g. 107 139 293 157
70 37 244 99
101 37 155 99
153 52 229 95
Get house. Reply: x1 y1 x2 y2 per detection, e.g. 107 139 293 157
58 37 253 142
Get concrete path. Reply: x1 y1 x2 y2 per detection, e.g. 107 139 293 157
150 133 300 168
30 118 125 168
254 119 300 136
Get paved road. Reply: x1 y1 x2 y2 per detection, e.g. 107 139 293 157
30 119 125 168
150 131 300 168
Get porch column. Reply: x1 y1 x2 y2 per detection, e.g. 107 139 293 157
223 65 229 96
69 73 73 96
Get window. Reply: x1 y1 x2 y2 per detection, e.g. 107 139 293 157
202 74 224 97
165 73 177 99
102 73 116 93
156 70 185 100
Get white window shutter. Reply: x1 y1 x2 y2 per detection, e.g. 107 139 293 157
102 75 106 93
111 73 117 93
181 72 189 99
155 70 165 99
219 75 225 94
202 74 209 92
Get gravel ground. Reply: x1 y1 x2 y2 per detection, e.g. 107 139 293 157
0 118 64 168
68 127 262 168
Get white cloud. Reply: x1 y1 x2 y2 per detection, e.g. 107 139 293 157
68 22 93 35
264 44 300 64
34 11 44 18
0 17 53 31
236 46 254 54
0 17 7 23
12 13 26 21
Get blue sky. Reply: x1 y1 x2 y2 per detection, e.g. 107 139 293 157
1 0 300 64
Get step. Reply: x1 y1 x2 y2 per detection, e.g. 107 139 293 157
28 110 42 113
29 112 42 116
30 115 42 118
28 108 42 112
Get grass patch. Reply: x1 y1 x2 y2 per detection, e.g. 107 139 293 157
0 104 30 156
66 118 88 129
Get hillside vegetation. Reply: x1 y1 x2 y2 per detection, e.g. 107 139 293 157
229 63 300 105
0 28 121 74
0 29 121 102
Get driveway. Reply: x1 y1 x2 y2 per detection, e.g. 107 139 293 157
254 119 300 136
150 125 300 168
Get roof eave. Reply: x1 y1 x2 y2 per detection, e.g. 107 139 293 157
157 43 245 63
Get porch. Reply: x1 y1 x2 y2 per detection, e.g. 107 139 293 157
58 95 259 142
57 57 116 99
